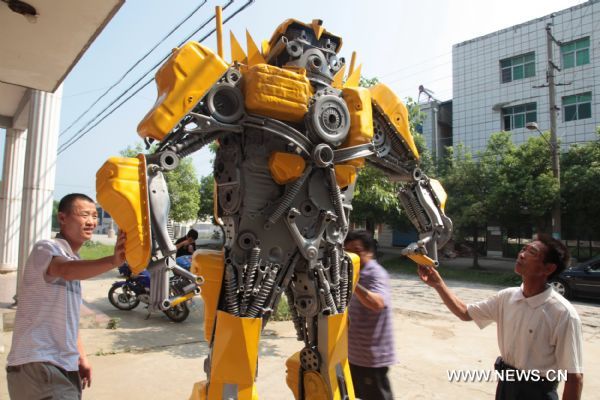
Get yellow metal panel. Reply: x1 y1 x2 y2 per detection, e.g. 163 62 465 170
429 178 447 212
317 312 355 400
189 381 208 400
96 155 151 274
208 311 262 400
246 30 266 66
407 253 437 267
345 252 361 292
343 64 361 88
191 249 224 342
303 371 329 400
230 31 247 63
137 42 228 141
269 152 306 184
243 64 312 122
369 83 420 160
285 352 301 399
340 87 372 168
334 164 356 188
331 64 346 89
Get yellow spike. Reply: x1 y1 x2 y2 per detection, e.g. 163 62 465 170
344 64 362 88
246 30 266 66
261 39 270 57
332 64 346 89
348 51 357 76
230 31 247 63
311 19 325 40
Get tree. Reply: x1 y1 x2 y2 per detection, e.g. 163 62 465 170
441 144 491 268
197 175 215 222
119 143 200 223
561 128 600 239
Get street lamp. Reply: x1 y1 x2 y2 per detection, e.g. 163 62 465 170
526 122 562 239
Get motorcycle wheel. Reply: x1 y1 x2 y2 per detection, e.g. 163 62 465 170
163 302 190 322
108 285 140 310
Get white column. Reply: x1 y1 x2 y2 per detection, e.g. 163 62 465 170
0 128 27 273
16 87 62 297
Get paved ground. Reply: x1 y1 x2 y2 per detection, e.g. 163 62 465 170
2 267 599 400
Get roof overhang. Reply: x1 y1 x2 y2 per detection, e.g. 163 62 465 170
0 0 124 129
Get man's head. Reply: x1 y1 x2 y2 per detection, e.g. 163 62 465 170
186 229 199 241
344 230 377 266
515 234 570 282
57 193 98 247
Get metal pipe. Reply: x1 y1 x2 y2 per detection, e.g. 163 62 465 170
216 6 224 59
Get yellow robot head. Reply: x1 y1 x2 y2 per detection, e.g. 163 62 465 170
264 19 344 85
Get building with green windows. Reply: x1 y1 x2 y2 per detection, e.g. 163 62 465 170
450 0 599 154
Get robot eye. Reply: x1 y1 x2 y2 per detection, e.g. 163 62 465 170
308 55 324 71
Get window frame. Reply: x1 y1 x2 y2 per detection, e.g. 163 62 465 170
561 37 590 69
500 52 536 83
501 102 537 131
562 92 592 122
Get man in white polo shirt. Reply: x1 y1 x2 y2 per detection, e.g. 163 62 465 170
418 234 583 400
6 193 126 400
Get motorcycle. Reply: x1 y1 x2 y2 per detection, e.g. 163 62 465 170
108 263 198 322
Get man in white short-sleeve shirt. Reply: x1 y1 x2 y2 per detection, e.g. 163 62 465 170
6 193 126 400
418 234 583 400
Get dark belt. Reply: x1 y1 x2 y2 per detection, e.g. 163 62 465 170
6 365 20 373
494 357 558 389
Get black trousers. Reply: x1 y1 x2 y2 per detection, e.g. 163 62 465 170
496 380 558 400
494 357 558 400
349 363 393 400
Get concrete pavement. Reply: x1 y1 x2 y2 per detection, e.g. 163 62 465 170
2 268 599 399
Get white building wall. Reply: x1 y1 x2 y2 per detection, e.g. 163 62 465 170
453 0 600 154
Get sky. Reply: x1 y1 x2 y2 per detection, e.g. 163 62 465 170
0 0 587 200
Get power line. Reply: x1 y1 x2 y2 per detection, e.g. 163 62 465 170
58 0 254 156
59 0 209 138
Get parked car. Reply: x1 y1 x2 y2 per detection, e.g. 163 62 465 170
550 255 600 300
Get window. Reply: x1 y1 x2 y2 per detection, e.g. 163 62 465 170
561 37 590 69
500 52 535 83
562 92 592 121
502 103 537 130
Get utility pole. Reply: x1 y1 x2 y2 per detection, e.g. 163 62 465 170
545 22 562 239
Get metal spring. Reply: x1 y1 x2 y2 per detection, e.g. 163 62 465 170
328 167 348 230
398 188 428 233
240 246 261 315
339 258 349 311
330 247 342 310
285 287 305 341
268 165 313 225
246 265 279 318
224 263 240 316
178 132 219 158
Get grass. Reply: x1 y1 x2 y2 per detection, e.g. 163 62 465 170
271 296 293 321
80 241 114 260
382 256 522 287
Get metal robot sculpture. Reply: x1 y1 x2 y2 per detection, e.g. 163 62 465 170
96 18 452 400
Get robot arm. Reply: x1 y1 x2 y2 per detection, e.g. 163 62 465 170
369 83 452 266
336 82 452 266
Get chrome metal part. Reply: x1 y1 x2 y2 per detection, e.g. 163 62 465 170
300 347 321 371
206 82 244 123
267 165 313 226
306 91 350 146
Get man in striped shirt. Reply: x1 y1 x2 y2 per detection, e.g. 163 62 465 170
345 230 396 400
6 193 126 400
